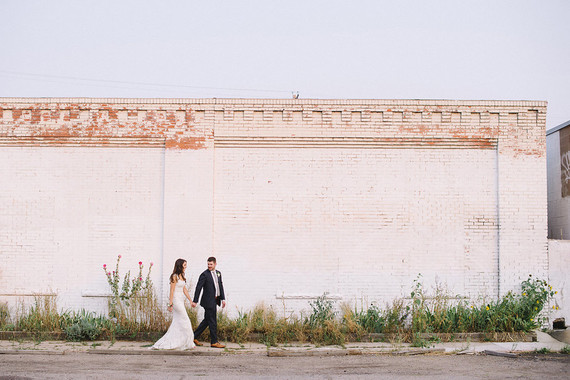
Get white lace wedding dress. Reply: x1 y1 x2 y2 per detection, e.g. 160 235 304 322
151 280 195 350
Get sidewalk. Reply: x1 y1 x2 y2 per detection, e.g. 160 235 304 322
0 331 566 357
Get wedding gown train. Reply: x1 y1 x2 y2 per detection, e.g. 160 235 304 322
151 280 195 350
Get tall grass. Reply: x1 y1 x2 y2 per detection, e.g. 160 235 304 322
217 303 308 346
3 294 169 341
15 295 62 333
401 274 556 334
111 286 170 337
0 302 12 330
2 274 557 344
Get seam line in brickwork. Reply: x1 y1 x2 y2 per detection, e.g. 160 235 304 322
214 136 498 149
0 136 166 148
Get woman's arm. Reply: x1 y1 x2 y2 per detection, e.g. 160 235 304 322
168 276 176 311
183 285 192 302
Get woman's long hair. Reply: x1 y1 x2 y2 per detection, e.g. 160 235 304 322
169 258 186 283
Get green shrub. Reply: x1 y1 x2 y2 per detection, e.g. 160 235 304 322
63 310 107 341
308 293 336 327
353 304 385 333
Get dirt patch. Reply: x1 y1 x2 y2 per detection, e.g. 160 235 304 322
517 352 570 363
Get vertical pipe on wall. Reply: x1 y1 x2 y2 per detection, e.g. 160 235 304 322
159 146 166 305
495 147 501 300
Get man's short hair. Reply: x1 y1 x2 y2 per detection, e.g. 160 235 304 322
207 256 216 263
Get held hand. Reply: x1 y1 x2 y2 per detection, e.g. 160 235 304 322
222 300 226 309
191 302 197 308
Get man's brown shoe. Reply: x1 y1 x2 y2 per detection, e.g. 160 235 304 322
211 342 225 348
193 339 203 346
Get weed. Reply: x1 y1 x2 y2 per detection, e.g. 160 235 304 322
15 295 62 333
2 274 557 346
352 303 385 333
534 347 551 354
411 332 431 348
0 303 9 329
63 310 107 341
308 293 335 328
102 255 169 337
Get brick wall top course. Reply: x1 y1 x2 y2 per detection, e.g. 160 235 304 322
0 98 547 155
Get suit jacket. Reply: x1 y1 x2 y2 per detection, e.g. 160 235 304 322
193 269 225 309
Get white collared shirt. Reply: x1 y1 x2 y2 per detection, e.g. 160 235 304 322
210 270 220 297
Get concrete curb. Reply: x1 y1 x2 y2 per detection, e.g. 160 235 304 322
267 347 447 357
0 346 456 357
0 331 538 342
87 349 225 356
0 332 566 357
0 350 67 355
483 350 518 358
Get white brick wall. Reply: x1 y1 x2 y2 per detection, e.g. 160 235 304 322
548 239 570 323
214 147 499 312
161 149 214 295
0 147 164 310
0 98 549 317
547 130 570 239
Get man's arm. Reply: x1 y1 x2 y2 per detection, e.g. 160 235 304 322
218 271 226 308
192 272 206 304
218 271 226 300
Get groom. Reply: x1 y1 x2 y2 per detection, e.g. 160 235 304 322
192 256 226 348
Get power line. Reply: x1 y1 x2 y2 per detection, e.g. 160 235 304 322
0 70 292 94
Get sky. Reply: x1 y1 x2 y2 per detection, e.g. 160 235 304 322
1 0 569 129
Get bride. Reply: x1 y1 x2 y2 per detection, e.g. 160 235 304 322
151 259 195 350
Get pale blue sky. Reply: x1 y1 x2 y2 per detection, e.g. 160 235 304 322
1 0 569 128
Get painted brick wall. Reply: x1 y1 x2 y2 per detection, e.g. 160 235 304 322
0 146 164 310
547 128 570 240
0 98 548 317
548 239 570 322
215 147 499 312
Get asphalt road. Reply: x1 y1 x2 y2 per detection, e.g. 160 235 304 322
1 352 568 379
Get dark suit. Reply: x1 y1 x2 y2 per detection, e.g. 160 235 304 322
193 269 225 343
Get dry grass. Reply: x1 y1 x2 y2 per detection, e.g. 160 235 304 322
112 287 170 336
15 295 62 333
4 275 554 345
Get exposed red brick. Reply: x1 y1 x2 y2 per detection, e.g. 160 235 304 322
167 136 206 150
50 110 60 121
31 110 41 123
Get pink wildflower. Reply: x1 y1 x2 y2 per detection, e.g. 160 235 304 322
103 264 107 269
150 262 154 267
139 261 142 266
139 277 143 281
118 255 122 259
